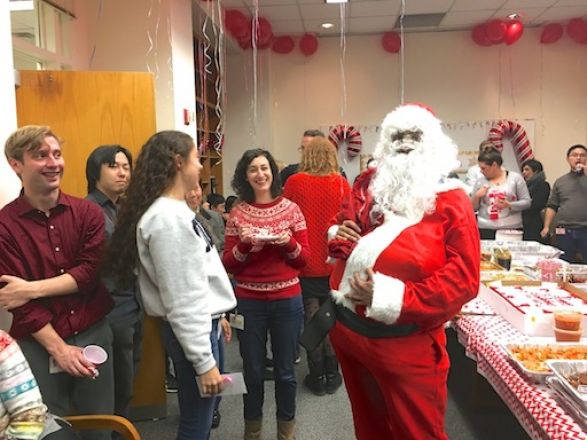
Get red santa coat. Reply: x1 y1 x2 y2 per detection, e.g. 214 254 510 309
328 186 480 440
330 186 480 332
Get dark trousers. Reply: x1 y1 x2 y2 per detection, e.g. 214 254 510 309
19 319 114 440
556 227 587 263
107 312 143 418
237 296 304 422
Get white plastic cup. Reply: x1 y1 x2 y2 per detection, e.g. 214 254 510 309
83 345 108 366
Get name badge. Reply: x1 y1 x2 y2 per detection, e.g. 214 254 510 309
228 313 245 331
49 356 65 374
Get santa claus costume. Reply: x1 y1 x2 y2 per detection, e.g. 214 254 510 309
328 105 480 440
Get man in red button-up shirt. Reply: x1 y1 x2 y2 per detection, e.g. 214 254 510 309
0 126 114 434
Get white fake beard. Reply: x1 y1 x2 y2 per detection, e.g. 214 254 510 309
370 148 441 221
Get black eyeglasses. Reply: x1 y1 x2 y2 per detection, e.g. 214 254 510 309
192 217 214 253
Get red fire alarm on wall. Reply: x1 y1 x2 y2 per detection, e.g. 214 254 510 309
183 108 195 125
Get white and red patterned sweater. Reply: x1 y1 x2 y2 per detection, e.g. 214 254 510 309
222 197 309 300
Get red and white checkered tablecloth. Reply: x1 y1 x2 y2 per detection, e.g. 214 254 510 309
453 301 587 440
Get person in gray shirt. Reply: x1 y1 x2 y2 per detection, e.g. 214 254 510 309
471 147 531 239
85 145 142 419
541 144 587 262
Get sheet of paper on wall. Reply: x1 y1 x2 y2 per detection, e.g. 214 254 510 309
196 372 247 397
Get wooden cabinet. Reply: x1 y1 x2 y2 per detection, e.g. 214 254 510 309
195 38 224 196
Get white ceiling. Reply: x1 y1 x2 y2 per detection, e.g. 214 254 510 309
215 0 587 36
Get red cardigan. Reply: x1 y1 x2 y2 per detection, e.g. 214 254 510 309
222 197 309 300
283 173 351 277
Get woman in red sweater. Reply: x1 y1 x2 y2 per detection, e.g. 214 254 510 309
283 138 351 396
222 149 309 440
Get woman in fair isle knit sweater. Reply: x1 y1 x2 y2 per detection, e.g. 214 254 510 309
283 138 351 396
223 149 309 440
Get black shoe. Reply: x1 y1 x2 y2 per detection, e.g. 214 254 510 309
211 409 221 429
303 374 326 396
325 372 342 394
165 376 178 393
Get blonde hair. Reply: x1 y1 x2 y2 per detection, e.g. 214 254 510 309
4 125 61 161
299 137 339 175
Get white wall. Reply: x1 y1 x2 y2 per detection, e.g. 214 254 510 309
81 0 196 138
0 2 21 210
223 28 587 191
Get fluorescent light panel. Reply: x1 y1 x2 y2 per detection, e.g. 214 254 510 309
9 0 35 12
325 0 348 4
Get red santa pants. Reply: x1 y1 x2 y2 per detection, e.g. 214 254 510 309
330 322 450 440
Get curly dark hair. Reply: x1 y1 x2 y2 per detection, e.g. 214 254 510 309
106 130 195 288
231 149 281 203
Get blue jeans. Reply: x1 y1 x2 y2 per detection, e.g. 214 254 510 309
162 319 220 440
237 296 304 422
556 227 587 263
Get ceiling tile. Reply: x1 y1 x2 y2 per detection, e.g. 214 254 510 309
532 5 587 22
257 5 301 21
439 10 497 28
402 0 454 15
349 1 400 17
496 7 549 21
349 15 397 33
271 19 307 34
451 0 508 12
555 0 587 5
303 17 349 34
502 0 558 7
299 3 350 20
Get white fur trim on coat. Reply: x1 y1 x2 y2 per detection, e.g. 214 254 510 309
365 272 405 324
331 213 420 313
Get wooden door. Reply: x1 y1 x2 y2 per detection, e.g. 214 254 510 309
16 70 166 420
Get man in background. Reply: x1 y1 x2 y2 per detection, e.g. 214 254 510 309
86 145 143 420
207 193 226 219
0 126 114 440
280 129 326 186
186 185 225 252
541 144 587 262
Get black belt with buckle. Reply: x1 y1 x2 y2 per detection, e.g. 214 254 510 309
335 303 419 339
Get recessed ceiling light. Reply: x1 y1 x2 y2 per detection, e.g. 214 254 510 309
508 13 521 20
321 23 334 29
325 0 348 4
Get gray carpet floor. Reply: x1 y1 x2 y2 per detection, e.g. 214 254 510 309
135 329 530 439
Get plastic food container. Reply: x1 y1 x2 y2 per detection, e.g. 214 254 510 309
555 328 584 342
546 360 587 411
554 310 583 331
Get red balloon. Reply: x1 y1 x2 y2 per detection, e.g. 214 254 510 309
272 36 295 54
237 32 251 50
486 19 507 43
472 24 492 46
381 31 401 53
299 34 318 56
540 23 563 44
567 18 587 43
504 20 524 45
225 9 248 39
252 17 273 48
